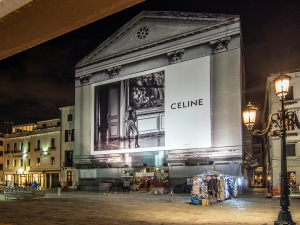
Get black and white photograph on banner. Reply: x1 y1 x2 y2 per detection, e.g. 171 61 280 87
94 71 165 151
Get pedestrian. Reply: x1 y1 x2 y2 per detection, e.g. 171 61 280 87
32 181 38 190
110 180 116 193
58 181 62 195
147 178 151 190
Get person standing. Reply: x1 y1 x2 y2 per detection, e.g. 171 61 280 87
58 181 62 195
124 105 140 148
32 181 38 190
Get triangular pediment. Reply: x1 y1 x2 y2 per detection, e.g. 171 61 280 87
76 11 238 68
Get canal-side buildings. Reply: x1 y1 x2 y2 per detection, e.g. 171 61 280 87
73 11 245 190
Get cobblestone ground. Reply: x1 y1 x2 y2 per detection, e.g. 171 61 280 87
0 188 300 225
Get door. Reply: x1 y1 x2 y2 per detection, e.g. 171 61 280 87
108 87 119 138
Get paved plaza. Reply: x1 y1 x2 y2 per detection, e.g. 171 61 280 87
0 188 300 225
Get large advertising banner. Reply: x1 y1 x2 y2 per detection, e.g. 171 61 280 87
94 56 211 152
165 56 211 149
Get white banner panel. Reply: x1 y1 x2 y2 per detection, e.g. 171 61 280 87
164 56 211 149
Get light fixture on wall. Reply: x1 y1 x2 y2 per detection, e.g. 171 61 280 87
242 74 300 225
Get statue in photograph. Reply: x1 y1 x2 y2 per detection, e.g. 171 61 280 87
124 105 140 148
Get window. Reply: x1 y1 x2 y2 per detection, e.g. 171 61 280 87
51 157 55 165
36 140 41 151
37 158 40 166
6 143 10 151
13 143 17 151
254 147 260 154
0 140 3 146
65 129 74 142
20 142 24 151
287 144 296 156
51 138 55 149
285 86 294 100
0 164 3 170
13 159 16 167
65 150 73 167
27 159 30 167
6 160 9 167
20 159 23 167
28 142 31 152
0 151 3 156
67 171 73 186
42 124 47 128
67 114 73 121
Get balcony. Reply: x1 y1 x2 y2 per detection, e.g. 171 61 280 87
48 146 56 151
34 147 41 152
63 162 74 167
12 150 22 154
13 150 22 158
4 150 11 155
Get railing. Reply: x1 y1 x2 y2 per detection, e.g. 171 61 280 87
63 162 74 167
4 151 11 155
34 148 41 152
48 146 56 151
12 150 22 154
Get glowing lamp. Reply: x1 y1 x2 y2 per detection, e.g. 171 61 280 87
274 74 291 99
242 102 258 131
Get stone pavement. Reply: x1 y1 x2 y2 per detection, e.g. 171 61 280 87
0 188 300 225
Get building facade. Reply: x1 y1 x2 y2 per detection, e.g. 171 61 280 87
262 70 300 195
74 11 245 190
3 119 61 188
0 133 4 183
59 105 77 188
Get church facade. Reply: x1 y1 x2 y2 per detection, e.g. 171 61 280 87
74 11 245 190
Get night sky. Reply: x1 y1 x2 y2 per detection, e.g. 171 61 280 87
0 0 299 133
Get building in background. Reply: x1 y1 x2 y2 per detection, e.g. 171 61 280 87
59 105 77 188
262 69 300 196
252 136 264 187
3 119 61 188
74 11 245 190
0 132 4 183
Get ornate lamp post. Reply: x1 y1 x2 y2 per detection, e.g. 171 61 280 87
243 74 300 225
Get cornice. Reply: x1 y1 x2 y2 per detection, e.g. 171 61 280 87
5 131 60 140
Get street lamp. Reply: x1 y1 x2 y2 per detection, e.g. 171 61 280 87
243 74 300 225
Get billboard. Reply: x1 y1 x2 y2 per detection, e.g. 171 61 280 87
94 56 211 152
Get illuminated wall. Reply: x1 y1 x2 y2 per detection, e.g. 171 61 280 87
74 11 244 170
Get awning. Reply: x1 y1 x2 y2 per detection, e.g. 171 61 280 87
44 170 60 173
197 164 242 177
29 170 44 174
3 171 17 175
